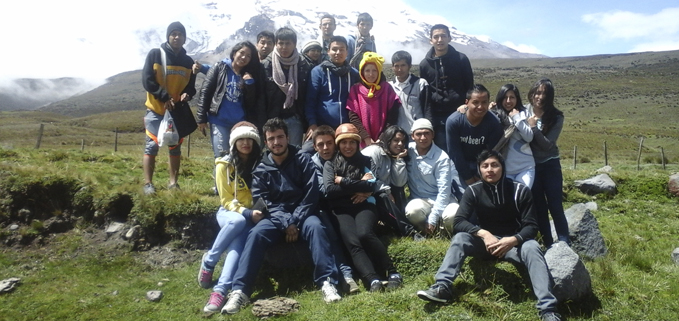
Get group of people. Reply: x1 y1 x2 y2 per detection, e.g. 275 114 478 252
141 15 568 321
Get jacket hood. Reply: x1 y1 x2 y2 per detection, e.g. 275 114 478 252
261 144 301 168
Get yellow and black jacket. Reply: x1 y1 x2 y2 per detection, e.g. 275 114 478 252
142 42 196 114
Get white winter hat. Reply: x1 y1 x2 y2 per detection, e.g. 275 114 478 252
411 118 434 133
229 121 260 150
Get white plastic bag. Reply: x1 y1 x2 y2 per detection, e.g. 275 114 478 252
158 110 180 147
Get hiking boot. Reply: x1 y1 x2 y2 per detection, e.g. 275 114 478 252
417 282 452 303
222 290 249 314
344 277 360 294
143 183 155 195
541 312 562 321
168 183 180 190
197 253 213 289
203 292 225 313
369 280 383 292
386 273 403 291
321 279 341 303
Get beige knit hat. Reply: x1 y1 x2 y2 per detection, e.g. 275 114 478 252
229 121 260 150
411 118 434 134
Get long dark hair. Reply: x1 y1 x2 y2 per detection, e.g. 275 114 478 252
333 139 363 181
229 41 261 78
528 78 563 134
231 140 262 187
493 84 525 127
378 125 409 161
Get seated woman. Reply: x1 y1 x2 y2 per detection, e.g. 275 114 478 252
324 123 402 292
346 52 401 148
361 125 419 238
197 121 264 313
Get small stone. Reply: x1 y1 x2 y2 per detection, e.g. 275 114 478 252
106 222 125 234
112 290 118 296
672 248 679 265
0 278 21 293
596 165 613 173
584 202 598 211
124 225 141 241
146 290 163 302
9 224 19 231
574 174 617 196
633 235 645 242
251 297 300 318
669 174 679 197
157 282 164 287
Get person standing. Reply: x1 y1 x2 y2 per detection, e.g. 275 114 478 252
390 50 431 134
419 24 474 151
317 15 337 62
256 31 275 62
141 21 196 195
347 12 377 69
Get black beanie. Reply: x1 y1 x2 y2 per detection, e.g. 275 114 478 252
166 21 186 40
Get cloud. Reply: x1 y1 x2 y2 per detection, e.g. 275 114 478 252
582 7 679 52
501 41 542 54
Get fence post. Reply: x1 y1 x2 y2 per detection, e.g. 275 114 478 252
81 139 85 151
114 127 118 152
35 123 44 149
603 141 608 166
661 147 666 170
573 146 577 169
187 134 191 158
637 137 644 171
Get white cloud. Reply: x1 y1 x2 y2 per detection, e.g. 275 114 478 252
582 7 679 52
502 41 542 54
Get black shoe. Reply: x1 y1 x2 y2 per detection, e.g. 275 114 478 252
541 312 562 321
369 280 383 292
386 273 403 291
417 282 452 303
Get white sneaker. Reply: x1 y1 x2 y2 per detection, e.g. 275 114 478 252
321 280 341 303
222 289 249 314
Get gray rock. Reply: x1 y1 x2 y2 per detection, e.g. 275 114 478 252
596 165 613 173
544 242 592 301
553 203 608 259
106 222 125 234
125 225 141 241
672 248 679 265
9 224 19 231
0 278 21 293
669 174 679 197
112 290 119 296
145 290 163 302
251 297 300 318
574 174 617 195
584 202 598 211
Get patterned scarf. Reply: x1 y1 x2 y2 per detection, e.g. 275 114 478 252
272 47 300 109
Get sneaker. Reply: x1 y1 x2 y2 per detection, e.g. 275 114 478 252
143 183 155 195
417 282 452 303
197 253 213 289
168 183 180 190
222 290 249 314
386 273 403 291
413 232 426 242
321 279 341 303
344 277 360 294
203 292 225 313
369 280 383 292
541 312 562 321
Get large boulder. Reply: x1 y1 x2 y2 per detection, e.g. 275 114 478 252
574 174 617 195
552 203 608 259
669 174 679 197
544 242 592 301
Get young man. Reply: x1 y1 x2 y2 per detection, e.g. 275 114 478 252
223 118 341 315
390 50 431 134
446 84 502 188
347 12 376 69
304 36 360 140
256 31 275 62
261 27 313 146
405 119 460 235
311 125 360 294
141 21 196 195
417 150 561 321
317 15 337 62
419 24 474 151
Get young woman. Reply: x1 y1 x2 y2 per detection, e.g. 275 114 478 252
527 79 570 247
491 84 535 187
197 121 264 313
324 123 402 292
361 125 418 237
196 41 265 158
346 52 401 148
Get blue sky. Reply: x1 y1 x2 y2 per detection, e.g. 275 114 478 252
406 0 679 57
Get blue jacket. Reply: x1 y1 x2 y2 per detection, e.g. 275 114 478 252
252 145 319 230
305 63 360 129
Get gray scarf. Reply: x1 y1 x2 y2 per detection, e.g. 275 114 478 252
272 47 299 109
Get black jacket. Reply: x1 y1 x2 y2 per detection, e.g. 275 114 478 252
196 60 266 129
419 45 474 123
261 56 313 124
323 152 378 212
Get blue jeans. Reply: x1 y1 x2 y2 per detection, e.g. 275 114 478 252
203 207 252 294
231 215 338 296
506 167 536 188
433 122 448 154
210 123 234 158
318 210 354 280
435 232 558 315
532 158 569 246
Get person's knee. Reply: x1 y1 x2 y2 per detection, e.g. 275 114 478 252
405 199 431 226
441 203 459 234
452 232 474 245
520 240 543 257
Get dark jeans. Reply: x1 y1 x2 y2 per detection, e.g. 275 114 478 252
433 122 448 154
231 215 338 296
532 158 570 246
435 232 558 315
335 203 396 283
375 186 416 237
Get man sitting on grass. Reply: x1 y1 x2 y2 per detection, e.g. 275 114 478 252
416 150 561 321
